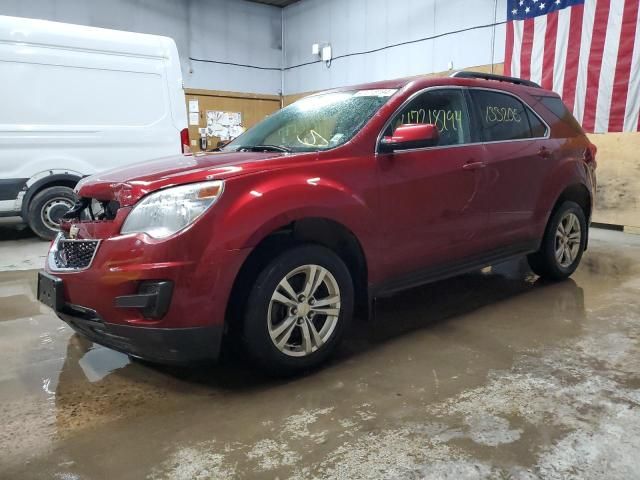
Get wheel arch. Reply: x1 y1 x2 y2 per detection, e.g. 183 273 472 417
553 183 592 220
548 182 592 249
226 217 370 334
20 173 82 220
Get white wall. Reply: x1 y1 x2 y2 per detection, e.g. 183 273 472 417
0 0 284 95
0 0 509 96
283 0 507 95
188 0 282 94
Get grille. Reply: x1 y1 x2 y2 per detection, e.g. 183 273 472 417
52 239 99 270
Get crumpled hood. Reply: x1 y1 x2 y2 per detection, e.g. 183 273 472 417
76 151 305 206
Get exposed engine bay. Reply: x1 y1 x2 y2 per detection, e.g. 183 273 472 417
62 198 120 222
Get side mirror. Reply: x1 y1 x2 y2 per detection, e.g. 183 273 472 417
379 124 439 152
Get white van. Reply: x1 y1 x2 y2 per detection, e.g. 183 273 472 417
0 15 188 239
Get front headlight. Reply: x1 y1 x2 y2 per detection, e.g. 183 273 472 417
121 180 224 239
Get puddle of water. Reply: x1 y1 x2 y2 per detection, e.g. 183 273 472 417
78 346 130 383
0 233 639 479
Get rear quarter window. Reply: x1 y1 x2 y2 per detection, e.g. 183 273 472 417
536 96 584 133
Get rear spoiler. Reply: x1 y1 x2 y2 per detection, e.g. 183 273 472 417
450 71 541 89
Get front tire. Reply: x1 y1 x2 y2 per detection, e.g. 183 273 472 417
528 201 587 280
27 186 77 240
242 244 354 375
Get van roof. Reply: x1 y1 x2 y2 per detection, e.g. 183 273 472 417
0 15 176 58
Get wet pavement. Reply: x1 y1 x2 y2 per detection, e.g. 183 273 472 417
0 218 49 272
1 228 639 479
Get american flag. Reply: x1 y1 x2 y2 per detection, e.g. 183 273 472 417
505 0 640 133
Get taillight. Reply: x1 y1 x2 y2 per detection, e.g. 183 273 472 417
180 128 190 154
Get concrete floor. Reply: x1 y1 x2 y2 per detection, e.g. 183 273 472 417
0 218 50 272
1 225 639 479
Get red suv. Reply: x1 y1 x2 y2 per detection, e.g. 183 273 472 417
38 72 597 374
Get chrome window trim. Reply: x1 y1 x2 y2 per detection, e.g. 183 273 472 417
375 85 551 155
47 232 101 272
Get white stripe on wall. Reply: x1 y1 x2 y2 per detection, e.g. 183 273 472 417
573 0 597 124
623 4 640 131
512 20 523 78
594 0 625 132
553 6 571 95
530 14 547 85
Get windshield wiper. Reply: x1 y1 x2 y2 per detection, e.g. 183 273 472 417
242 144 292 153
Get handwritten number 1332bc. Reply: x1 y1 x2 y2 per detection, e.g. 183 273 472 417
486 106 521 123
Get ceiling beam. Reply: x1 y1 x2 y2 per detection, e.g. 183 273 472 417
244 0 299 7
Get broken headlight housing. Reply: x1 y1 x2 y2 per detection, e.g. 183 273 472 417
120 181 224 239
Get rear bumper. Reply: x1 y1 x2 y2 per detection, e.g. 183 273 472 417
58 303 223 364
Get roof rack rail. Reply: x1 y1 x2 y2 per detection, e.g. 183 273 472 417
450 71 541 88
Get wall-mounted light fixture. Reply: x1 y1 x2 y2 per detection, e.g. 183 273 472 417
312 42 332 68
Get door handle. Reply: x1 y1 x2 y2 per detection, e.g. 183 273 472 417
538 147 551 159
462 161 487 171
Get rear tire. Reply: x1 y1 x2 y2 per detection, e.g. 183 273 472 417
27 186 77 240
527 201 587 280
242 244 354 376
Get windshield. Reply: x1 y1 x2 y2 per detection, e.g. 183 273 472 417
223 89 397 153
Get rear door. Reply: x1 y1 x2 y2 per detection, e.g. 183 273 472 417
376 88 490 281
468 89 551 249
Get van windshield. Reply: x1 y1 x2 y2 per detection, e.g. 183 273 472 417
223 89 397 153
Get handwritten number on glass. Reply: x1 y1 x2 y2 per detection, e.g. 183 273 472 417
401 109 463 132
485 106 521 123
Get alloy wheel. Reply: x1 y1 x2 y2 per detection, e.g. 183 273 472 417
555 212 581 268
268 264 341 357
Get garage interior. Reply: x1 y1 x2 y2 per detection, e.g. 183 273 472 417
1 0 640 478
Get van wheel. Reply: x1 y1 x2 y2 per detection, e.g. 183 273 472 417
27 186 77 240
528 201 587 280
242 245 353 376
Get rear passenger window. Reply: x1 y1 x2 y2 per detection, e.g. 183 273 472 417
470 90 547 142
527 109 548 137
385 89 470 147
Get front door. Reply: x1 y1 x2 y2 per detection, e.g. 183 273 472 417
376 88 490 282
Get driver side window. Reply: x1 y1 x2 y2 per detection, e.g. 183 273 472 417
385 89 470 147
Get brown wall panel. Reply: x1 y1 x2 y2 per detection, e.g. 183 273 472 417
184 89 281 151
589 132 640 228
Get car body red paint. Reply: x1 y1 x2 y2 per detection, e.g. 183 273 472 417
40 74 597 365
